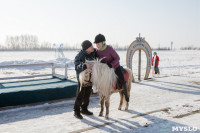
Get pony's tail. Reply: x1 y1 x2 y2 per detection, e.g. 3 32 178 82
121 68 133 109
125 68 132 94
128 68 133 92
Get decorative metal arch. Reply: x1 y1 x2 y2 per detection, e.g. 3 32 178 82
126 36 152 82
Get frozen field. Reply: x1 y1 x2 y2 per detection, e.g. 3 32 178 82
0 50 200 133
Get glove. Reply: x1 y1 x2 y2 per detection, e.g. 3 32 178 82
82 64 87 70
107 63 112 68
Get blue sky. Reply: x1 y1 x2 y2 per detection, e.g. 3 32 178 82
0 0 199 49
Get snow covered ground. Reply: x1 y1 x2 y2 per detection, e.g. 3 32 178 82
0 50 200 133
0 50 200 80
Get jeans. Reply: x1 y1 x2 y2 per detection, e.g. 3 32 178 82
74 82 92 112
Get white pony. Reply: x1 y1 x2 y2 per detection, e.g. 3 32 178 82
80 59 132 119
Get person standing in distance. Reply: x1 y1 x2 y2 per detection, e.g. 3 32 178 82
152 52 160 77
74 40 96 119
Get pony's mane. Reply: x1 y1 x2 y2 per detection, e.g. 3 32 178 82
92 59 117 98
85 58 104 64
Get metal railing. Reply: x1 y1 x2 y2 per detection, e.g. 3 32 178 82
0 63 68 80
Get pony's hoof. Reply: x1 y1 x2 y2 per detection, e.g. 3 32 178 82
118 107 121 110
104 116 108 119
99 113 103 117
125 107 128 110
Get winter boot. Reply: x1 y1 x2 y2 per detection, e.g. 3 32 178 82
81 109 93 115
122 82 129 102
74 111 83 119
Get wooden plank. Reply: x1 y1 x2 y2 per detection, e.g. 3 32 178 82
138 49 141 80
53 74 66 79
0 63 53 68
65 64 68 79
0 74 52 80
173 109 200 118
0 63 68 80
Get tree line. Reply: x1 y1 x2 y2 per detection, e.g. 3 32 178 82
0 35 199 51
0 35 79 51
0 35 52 51
180 46 200 50
5 35 39 50
0 35 129 51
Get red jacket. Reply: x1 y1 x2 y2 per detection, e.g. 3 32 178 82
152 55 159 66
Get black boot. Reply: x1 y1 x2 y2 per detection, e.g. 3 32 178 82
74 111 83 119
122 82 129 102
81 109 93 115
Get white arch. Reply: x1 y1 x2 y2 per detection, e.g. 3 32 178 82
126 37 152 82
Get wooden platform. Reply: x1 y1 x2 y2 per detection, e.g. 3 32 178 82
0 78 78 108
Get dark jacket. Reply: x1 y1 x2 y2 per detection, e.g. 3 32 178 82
74 49 96 80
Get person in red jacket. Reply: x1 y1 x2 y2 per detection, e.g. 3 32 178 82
152 52 160 75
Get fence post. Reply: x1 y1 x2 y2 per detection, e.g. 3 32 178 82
52 63 55 77
65 64 68 80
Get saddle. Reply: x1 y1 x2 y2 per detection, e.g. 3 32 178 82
115 66 129 90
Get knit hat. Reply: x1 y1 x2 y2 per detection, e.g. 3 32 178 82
94 34 106 43
82 40 92 51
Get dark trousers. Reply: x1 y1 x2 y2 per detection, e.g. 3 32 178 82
74 82 92 112
115 66 125 85
154 66 160 74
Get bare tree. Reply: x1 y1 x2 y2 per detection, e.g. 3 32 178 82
5 34 39 50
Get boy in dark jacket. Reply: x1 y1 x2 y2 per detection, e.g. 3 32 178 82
74 40 96 119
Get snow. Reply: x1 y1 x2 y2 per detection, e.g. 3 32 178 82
0 50 200 133
1 50 200 79
0 51 76 81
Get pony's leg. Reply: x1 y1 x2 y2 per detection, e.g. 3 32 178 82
125 100 129 110
99 96 104 117
125 84 131 110
105 98 110 119
118 92 123 110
